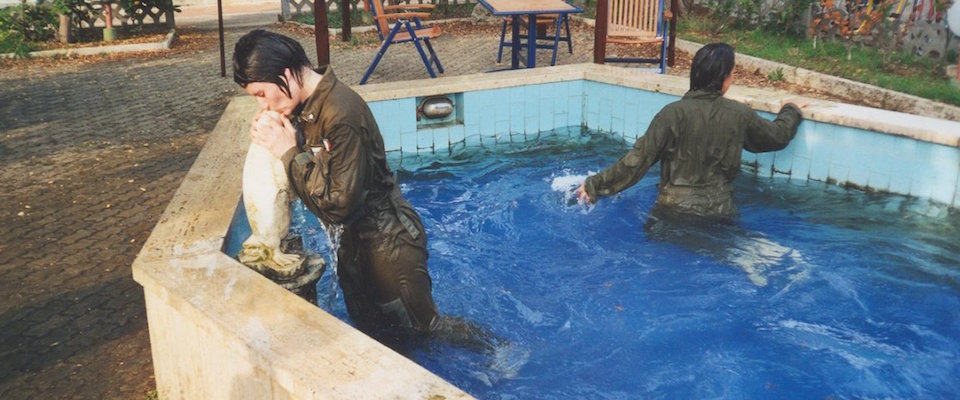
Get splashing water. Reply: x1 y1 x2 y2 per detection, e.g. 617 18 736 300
319 221 344 310
549 172 594 213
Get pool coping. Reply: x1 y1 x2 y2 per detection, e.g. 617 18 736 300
132 63 959 399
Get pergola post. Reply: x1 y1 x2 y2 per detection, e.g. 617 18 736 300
341 0 352 41
668 0 677 66
593 0 608 64
314 0 330 66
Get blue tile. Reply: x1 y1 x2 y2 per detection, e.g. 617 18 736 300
479 103 496 138
448 126 465 145
525 116 539 135
756 152 776 178
433 127 451 151
829 160 851 185
464 132 482 148
397 98 417 134
790 155 811 181
624 101 640 138
586 112 599 132
866 170 890 192
888 173 912 196
495 120 510 143
417 129 435 150
509 101 525 132
598 97 613 132
611 117 625 137
382 128 401 152
569 95 584 127
401 131 418 155
462 92 483 124
539 99 554 132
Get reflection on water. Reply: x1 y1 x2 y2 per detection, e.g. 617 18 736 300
290 131 960 399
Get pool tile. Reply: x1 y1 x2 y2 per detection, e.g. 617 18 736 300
756 152 776 178
790 155 811 181
382 129 401 153
417 129 435 150
448 125 466 146
866 170 890 192
598 97 613 133
887 173 912 196
539 100 554 132
465 131 482 148
401 131 418 154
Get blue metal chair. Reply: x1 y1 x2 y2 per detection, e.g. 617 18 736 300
360 0 444 85
496 13 572 67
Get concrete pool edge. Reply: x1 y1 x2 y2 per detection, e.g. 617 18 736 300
133 64 960 399
132 99 472 399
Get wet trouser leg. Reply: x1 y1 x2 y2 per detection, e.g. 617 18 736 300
336 208 439 333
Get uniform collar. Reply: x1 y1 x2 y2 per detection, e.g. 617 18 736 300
682 89 723 100
296 66 338 125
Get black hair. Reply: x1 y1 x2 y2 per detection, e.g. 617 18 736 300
689 43 735 92
232 29 312 99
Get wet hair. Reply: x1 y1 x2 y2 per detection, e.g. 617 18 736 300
232 29 312 98
689 43 735 92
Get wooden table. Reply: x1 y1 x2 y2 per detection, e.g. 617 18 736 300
478 0 582 69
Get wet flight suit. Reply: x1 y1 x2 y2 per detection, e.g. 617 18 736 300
279 67 439 333
583 89 803 217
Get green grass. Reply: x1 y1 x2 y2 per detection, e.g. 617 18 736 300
678 13 960 107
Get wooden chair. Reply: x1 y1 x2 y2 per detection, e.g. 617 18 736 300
496 13 573 67
360 0 444 85
604 0 672 73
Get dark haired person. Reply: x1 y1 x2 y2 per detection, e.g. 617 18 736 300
576 42 808 217
233 29 456 340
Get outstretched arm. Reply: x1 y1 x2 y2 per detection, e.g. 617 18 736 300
581 111 674 203
742 99 806 153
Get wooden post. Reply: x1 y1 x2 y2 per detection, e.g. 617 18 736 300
594 0 608 64
668 0 677 67
340 0 351 41
315 0 330 66
218 0 225 77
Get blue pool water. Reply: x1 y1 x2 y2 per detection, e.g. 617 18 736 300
283 129 960 399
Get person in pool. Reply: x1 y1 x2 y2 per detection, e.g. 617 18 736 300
234 29 487 345
576 42 808 217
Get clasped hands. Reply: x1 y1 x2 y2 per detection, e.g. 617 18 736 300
250 110 297 159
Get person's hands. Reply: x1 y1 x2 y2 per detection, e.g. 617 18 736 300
250 110 297 159
781 98 809 109
575 184 592 204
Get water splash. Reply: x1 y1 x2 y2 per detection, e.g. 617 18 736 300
549 172 594 213
319 221 344 310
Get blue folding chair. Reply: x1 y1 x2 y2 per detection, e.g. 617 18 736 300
360 0 444 85
496 13 573 67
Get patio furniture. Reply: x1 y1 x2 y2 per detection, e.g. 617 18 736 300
496 12 573 67
360 0 444 84
602 0 672 73
479 0 583 70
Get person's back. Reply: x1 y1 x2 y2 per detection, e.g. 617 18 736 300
577 42 805 216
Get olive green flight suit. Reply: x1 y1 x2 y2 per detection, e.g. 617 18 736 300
280 67 439 333
583 89 803 217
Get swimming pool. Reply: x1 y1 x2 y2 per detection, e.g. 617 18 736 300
134 64 960 399
274 130 960 399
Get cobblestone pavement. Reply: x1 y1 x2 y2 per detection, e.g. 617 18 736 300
0 17 599 399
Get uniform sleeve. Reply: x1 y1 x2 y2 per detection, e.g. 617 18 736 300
284 124 367 224
583 109 673 202
742 103 803 153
